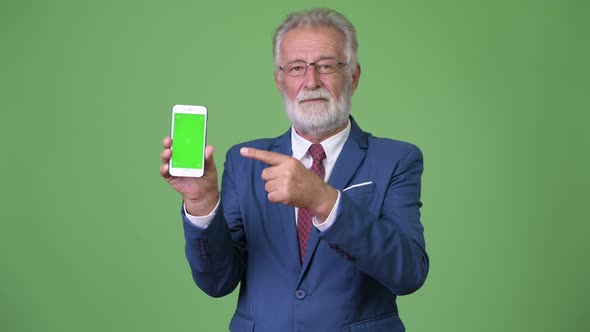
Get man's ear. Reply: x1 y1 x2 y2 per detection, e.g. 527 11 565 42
274 71 282 94
350 63 361 95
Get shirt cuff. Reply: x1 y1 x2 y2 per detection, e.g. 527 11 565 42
313 190 340 232
183 198 221 229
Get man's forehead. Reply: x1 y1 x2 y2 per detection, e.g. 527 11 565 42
280 26 345 59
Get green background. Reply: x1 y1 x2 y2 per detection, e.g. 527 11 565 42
1 0 588 331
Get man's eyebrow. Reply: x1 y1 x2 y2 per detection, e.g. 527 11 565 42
284 56 338 64
314 56 338 62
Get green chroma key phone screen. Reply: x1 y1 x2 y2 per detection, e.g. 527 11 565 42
172 113 205 169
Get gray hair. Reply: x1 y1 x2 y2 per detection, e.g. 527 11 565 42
272 8 359 76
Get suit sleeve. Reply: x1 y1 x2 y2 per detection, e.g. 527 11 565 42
318 144 429 295
181 149 247 297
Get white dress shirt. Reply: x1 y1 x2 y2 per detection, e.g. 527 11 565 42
184 120 351 232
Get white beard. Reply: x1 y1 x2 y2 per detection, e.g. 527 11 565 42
281 82 352 137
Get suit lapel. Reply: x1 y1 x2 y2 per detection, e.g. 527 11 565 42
298 226 320 279
327 118 368 191
267 129 301 267
297 117 369 284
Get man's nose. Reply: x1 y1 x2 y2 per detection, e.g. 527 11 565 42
303 65 322 89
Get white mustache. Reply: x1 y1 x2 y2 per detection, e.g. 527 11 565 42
296 89 332 103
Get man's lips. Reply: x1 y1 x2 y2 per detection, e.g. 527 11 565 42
299 98 328 104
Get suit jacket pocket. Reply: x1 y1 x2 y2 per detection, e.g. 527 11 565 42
342 181 375 196
342 182 376 211
229 312 255 332
347 313 404 332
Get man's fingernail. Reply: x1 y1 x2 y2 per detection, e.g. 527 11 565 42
240 147 249 156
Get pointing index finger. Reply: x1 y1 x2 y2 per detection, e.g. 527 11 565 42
240 147 289 165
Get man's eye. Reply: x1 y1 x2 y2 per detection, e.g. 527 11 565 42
320 64 334 70
290 65 304 72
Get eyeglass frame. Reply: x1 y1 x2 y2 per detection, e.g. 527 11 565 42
278 59 348 77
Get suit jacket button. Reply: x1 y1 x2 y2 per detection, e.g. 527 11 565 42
295 289 307 300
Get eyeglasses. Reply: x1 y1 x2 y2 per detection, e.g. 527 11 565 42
278 59 347 77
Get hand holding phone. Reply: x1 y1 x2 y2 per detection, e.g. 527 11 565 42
161 104 219 215
169 105 208 177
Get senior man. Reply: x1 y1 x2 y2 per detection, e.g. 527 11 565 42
161 8 428 332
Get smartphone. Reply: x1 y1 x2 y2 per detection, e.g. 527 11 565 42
169 104 208 177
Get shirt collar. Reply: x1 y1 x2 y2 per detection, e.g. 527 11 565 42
291 119 351 163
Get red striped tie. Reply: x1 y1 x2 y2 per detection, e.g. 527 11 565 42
297 143 326 263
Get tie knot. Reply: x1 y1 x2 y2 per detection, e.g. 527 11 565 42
309 143 326 162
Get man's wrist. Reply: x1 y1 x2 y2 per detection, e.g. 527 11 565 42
314 190 340 231
312 185 339 221
184 193 220 216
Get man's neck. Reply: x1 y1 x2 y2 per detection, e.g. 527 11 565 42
294 121 349 144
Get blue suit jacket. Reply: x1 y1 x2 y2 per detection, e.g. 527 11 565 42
182 117 428 331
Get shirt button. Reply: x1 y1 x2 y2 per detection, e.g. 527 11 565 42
295 289 307 300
